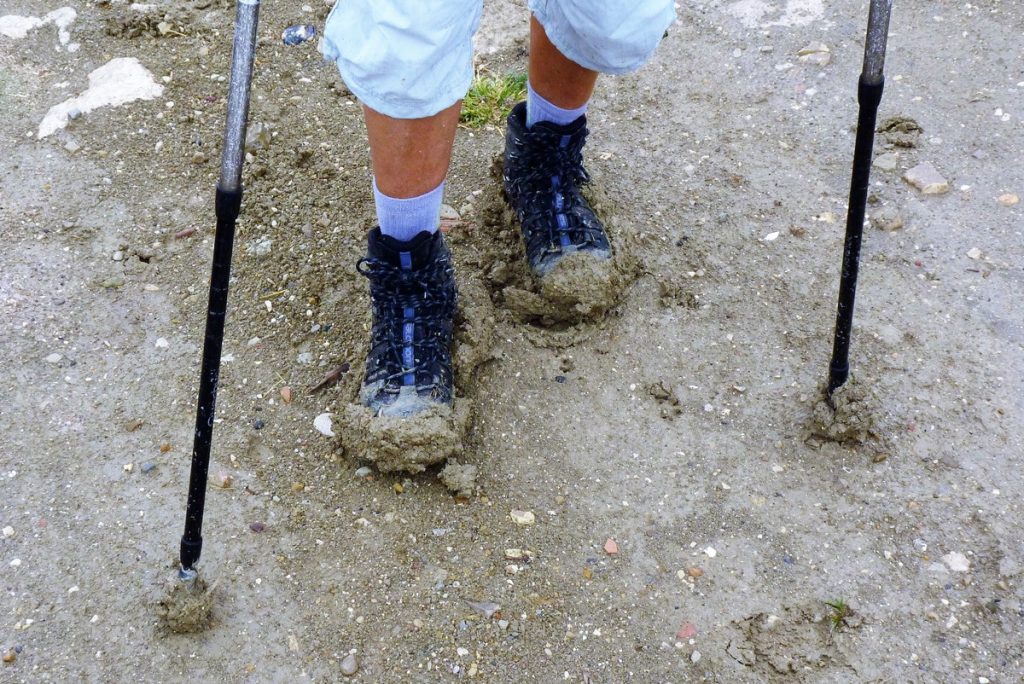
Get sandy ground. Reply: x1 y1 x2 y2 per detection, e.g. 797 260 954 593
2 0 1023 681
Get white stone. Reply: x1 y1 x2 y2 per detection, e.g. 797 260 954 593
38 58 163 138
903 162 949 194
314 413 335 437
942 551 970 573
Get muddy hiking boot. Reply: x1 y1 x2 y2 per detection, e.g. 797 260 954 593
357 228 457 417
503 101 611 277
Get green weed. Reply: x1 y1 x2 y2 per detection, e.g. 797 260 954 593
460 70 527 129
824 598 850 642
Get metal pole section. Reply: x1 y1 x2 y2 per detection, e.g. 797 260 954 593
220 0 260 192
180 0 260 578
827 0 893 398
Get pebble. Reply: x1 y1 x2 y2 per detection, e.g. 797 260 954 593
280 387 292 403
340 653 359 676
314 413 335 437
943 551 971 573
249 521 266 533
604 539 619 555
967 247 983 260
155 337 169 349
354 467 372 477
456 647 469 657
871 206 904 231
140 462 156 474
676 622 698 640
2 526 13 538
210 473 232 489
797 42 831 66
913 538 928 552
903 162 949 194
691 650 702 664
3 651 14 664
498 619 510 630
997 193 1019 206
190 151 207 165
253 418 265 430
45 353 63 364
704 546 717 558
873 153 898 171
282 24 317 46
466 600 500 618
509 509 535 526
687 566 704 578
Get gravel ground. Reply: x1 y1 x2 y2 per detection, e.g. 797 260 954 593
1 0 1022 681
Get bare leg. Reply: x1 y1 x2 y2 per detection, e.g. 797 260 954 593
363 100 462 198
528 15 598 109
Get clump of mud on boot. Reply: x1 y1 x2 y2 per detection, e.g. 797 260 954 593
334 276 495 474
810 374 882 445
476 158 639 326
337 401 472 473
156 575 215 634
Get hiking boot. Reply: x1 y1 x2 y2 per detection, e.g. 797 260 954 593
503 101 611 277
357 228 457 417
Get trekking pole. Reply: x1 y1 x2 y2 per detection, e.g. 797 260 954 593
178 0 260 583
826 0 893 399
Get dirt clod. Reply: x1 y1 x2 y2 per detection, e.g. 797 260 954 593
155 576 215 634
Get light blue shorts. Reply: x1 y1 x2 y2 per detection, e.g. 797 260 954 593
321 0 676 119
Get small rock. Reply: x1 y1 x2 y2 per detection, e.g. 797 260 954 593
340 653 359 676
252 418 265 430
2 526 14 538
45 353 63 364
280 386 292 403
691 650 702 664
314 413 335 437
604 539 619 555
763 231 780 241
140 462 156 474
997 193 1019 206
100 276 124 289
190 151 207 165
903 162 949 194
676 622 698 640
249 521 266 533
797 42 830 66
504 548 532 561
871 206 904 231
509 509 535 526
943 551 971 573
112 250 124 262
282 24 317 46
704 546 717 558
498 619 510 630
456 647 469 657
967 247 983 260
466 600 500 618
3 651 14 664
122 463 134 473
354 467 372 477
210 473 232 489
687 566 704 578
505 564 518 576
873 153 898 171
155 337 169 349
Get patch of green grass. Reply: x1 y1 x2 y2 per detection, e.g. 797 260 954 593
460 70 527 129
824 598 850 642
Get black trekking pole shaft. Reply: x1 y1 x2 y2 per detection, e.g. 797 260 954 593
827 0 893 397
180 0 260 576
